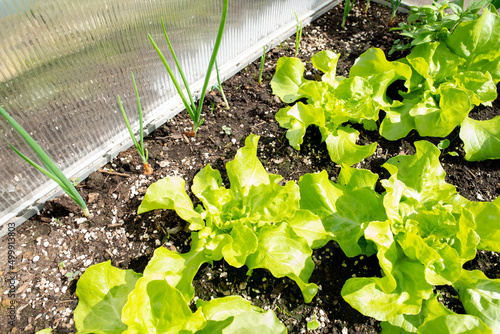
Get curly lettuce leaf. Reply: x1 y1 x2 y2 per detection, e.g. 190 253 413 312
459 116 500 161
221 221 258 268
196 296 287 334
226 134 269 197
381 294 454 334
453 269 500 332
382 141 457 207
287 209 331 249
121 275 206 334
299 169 386 257
324 126 377 166
271 56 306 103
311 50 341 85
465 197 500 252
341 221 433 321
137 176 204 230
275 103 325 150
142 234 216 301
351 48 413 109
246 223 318 303
417 314 492 334
411 84 471 137
74 261 142 334
445 7 500 83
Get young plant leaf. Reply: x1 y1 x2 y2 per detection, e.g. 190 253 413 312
121 275 206 334
196 296 287 334
74 261 141 334
137 176 204 230
459 116 500 161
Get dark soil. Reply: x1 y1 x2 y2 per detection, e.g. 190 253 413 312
1 2 499 333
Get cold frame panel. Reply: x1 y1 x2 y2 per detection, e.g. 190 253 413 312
0 0 335 231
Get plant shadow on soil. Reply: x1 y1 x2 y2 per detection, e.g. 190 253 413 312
1 2 499 333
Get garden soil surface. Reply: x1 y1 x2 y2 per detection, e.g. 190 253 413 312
1 2 499 333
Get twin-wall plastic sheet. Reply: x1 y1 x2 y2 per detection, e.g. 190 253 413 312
0 0 340 231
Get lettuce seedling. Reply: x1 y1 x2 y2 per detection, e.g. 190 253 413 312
298 140 500 332
351 8 500 161
271 48 410 166
117 72 152 175
0 106 88 217
389 0 497 54
137 135 330 303
74 261 287 333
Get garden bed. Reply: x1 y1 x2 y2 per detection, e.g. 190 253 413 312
1 1 499 333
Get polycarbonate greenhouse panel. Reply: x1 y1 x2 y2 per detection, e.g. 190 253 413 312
0 0 342 232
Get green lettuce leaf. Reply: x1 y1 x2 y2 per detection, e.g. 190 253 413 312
465 197 500 252
286 209 330 249
299 169 386 257
459 116 500 161
324 126 377 166
121 275 206 334
311 50 340 85
382 141 457 207
226 134 269 197
417 314 492 334
271 56 306 103
275 103 325 150
453 269 500 332
196 296 287 334
342 221 433 321
142 234 217 301
74 261 141 334
445 7 500 83
137 176 204 230
381 294 454 334
246 223 318 303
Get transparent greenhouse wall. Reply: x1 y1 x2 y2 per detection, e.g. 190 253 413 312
0 0 341 232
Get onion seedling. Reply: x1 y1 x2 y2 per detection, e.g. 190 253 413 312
258 46 266 86
0 106 89 217
215 60 229 109
364 0 371 14
389 0 403 26
342 0 357 28
148 0 228 135
294 12 303 57
117 72 152 175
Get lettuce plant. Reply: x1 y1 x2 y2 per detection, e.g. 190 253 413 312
389 0 496 54
137 135 330 303
298 140 500 333
365 8 500 160
271 49 410 166
74 260 287 333
273 7 500 163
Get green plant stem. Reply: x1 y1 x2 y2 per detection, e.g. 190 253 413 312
342 0 357 28
258 46 266 86
148 0 228 134
117 72 152 175
215 61 229 109
0 106 88 216
294 13 303 57
389 0 403 26
148 34 196 121
194 0 228 132
364 0 370 14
